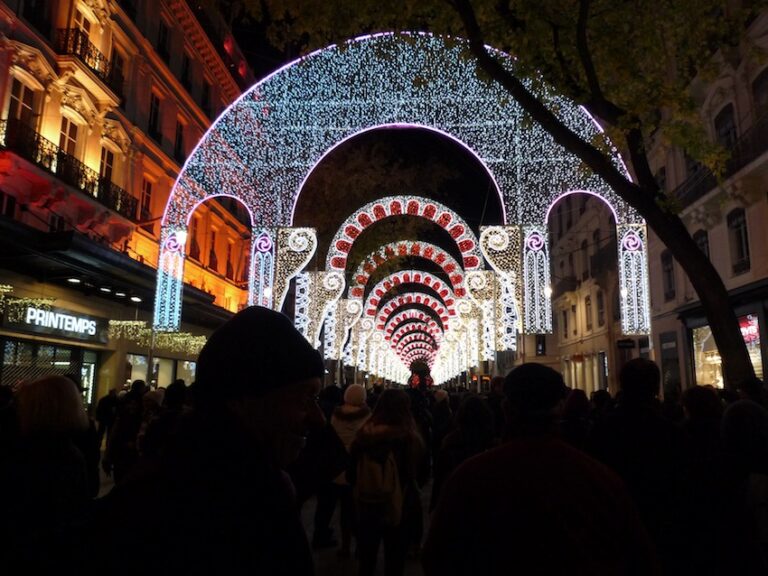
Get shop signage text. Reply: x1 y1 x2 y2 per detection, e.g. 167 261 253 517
3 306 109 343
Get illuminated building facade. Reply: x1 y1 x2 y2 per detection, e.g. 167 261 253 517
0 0 253 401
647 12 768 392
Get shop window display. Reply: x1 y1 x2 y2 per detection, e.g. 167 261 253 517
692 314 763 387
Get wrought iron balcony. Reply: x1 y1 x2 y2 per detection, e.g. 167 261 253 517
55 29 123 97
0 119 138 220
674 112 768 207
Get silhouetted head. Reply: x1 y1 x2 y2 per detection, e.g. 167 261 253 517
16 375 88 436
195 306 325 467
503 363 567 436
619 358 660 404
370 389 414 430
196 306 324 404
682 385 722 423
130 380 147 396
722 400 768 474
343 384 367 407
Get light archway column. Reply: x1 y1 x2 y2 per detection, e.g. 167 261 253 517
522 225 553 334
153 226 188 331
616 223 651 334
273 228 317 312
480 225 522 351
466 271 497 361
250 228 275 307
295 270 345 348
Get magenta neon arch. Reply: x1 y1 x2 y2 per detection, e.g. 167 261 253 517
156 31 642 332
351 241 465 300
543 189 619 226
363 270 455 318
326 195 483 272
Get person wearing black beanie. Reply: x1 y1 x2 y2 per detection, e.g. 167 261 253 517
92 306 323 576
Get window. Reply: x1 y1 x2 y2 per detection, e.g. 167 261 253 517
571 305 577 335
148 93 161 140
0 190 17 218
140 179 154 234
727 208 750 274
226 242 234 280
174 119 185 162
157 20 170 62
661 250 676 301
208 230 218 272
49 212 66 232
714 104 737 149
201 81 212 116
592 228 601 250
684 151 701 178
188 217 201 260
100 147 114 182
181 53 192 90
8 78 36 126
752 68 768 116
579 195 588 216
59 116 79 156
581 239 589 280
585 295 593 331
110 49 125 98
693 229 709 258
561 310 569 339
535 334 546 356
74 9 91 38
597 290 605 327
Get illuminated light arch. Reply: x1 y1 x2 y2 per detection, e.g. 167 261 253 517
363 270 455 317
351 241 465 300
385 310 442 339
377 293 450 330
156 31 646 334
390 322 440 347
327 196 483 271
401 343 436 358
396 335 438 354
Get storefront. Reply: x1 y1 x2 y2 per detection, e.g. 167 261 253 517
124 353 197 388
0 304 110 404
690 313 764 388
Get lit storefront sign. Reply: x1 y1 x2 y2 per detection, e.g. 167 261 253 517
692 314 763 387
2 306 109 344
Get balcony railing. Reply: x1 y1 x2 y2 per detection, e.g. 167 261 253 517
0 119 137 220
674 112 768 206
55 29 123 97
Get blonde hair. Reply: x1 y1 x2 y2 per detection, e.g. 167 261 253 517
16 375 89 435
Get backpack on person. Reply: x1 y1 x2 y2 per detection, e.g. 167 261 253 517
354 450 403 526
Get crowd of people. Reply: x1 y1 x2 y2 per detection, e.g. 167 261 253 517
1 305 768 575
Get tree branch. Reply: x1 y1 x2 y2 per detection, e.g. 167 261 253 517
550 22 586 100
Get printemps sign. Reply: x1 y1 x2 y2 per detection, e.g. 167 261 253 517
3 305 109 344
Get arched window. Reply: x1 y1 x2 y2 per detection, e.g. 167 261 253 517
693 229 709 258
727 208 750 274
714 104 737 149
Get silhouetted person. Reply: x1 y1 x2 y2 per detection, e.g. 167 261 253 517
95 388 118 447
589 358 686 573
485 375 505 440
430 393 494 511
102 379 146 483
560 388 592 451
1 376 91 574
91 306 325 576
330 383 371 557
738 376 768 409
423 363 658 576
350 389 424 576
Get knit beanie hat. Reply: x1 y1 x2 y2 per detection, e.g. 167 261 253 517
196 306 324 403
504 363 566 415
344 384 367 407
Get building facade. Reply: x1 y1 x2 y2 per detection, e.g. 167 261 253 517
546 193 649 395
0 0 254 403
647 11 768 393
